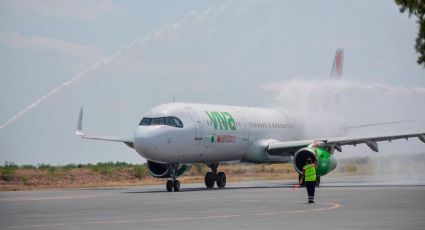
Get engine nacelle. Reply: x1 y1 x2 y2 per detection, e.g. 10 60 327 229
147 160 191 178
293 146 337 176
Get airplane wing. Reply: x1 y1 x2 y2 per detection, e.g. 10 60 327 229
76 107 134 149
267 132 425 156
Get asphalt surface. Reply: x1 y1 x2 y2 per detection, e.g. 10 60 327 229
1 176 425 230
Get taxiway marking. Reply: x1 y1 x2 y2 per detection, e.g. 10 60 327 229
7 202 341 228
1 195 97 202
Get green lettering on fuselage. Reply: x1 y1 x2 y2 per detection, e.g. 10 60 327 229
205 111 219 129
205 111 237 130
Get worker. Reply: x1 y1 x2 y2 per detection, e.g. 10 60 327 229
301 158 317 203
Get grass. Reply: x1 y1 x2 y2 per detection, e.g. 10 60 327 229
0 156 382 191
134 165 147 179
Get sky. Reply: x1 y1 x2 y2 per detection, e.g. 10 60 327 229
0 0 424 165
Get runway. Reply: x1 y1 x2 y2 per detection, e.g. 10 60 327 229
1 176 425 230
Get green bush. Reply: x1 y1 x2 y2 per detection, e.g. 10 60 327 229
61 164 76 172
100 166 114 176
194 164 206 175
134 165 147 179
1 162 18 181
20 164 37 169
20 176 30 185
90 165 115 176
1 167 16 181
47 166 57 175
38 163 51 170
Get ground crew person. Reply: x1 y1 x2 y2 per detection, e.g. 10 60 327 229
301 158 317 203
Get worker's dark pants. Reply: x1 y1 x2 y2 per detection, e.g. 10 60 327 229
305 181 315 201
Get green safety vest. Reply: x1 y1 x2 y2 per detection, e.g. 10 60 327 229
303 164 316 182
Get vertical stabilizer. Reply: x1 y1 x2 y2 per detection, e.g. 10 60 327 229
330 48 344 79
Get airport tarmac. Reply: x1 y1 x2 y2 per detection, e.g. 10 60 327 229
1 176 425 230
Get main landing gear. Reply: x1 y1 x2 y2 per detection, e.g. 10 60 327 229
166 164 180 192
204 163 226 189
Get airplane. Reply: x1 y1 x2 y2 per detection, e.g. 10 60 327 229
76 49 425 192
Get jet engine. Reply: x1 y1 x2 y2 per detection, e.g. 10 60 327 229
147 160 191 178
293 146 337 176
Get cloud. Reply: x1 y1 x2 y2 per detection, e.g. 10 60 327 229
0 31 103 58
0 0 122 21
261 79 425 112
0 0 267 130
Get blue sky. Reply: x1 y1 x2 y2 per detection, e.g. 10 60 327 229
0 0 424 165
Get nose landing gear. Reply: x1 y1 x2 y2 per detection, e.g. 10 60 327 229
166 164 180 192
204 163 226 189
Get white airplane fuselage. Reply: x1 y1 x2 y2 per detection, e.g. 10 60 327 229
77 49 425 192
134 102 302 164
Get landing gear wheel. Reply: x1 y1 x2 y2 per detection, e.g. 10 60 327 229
166 180 173 192
173 180 180 192
216 172 226 188
315 176 320 187
205 172 215 188
298 174 305 187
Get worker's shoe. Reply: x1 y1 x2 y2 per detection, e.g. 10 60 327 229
308 200 315 204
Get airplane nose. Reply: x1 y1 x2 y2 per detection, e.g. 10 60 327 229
133 126 162 159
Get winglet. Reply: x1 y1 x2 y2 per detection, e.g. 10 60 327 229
419 135 425 143
76 107 84 136
330 48 344 79
365 140 379 152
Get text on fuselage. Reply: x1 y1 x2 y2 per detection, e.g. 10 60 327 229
205 111 236 130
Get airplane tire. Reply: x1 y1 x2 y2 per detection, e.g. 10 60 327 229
173 180 180 192
166 180 173 192
216 172 226 188
205 172 215 188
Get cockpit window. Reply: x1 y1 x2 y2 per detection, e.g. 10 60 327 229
140 118 151 126
151 117 165 125
167 117 183 128
139 116 183 128
166 117 176 127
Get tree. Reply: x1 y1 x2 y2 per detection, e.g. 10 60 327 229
395 0 425 67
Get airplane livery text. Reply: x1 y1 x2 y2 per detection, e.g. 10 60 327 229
205 111 236 130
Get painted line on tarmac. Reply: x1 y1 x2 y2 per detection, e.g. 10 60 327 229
1 195 97 202
7 202 341 228
87 220 135 224
287 202 341 213
9 223 65 228
149 217 194 222
253 212 280 216
204 214 241 219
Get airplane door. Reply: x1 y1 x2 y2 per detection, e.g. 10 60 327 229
186 107 203 141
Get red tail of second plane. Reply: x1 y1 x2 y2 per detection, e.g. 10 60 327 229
330 48 344 79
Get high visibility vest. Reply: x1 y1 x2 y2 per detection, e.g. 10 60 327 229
303 164 316 182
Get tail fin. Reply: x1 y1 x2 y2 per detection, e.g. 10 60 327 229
330 48 344 79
